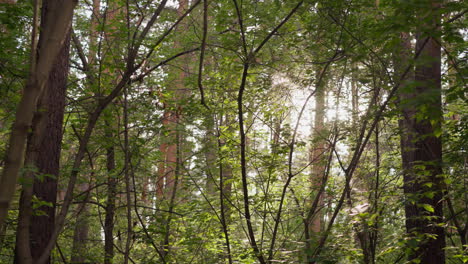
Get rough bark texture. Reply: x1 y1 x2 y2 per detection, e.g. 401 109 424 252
397 1 446 262
157 0 190 200
0 0 76 231
13 4 71 262
29 30 70 263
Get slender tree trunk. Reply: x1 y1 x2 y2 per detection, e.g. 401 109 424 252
309 67 327 235
99 3 124 262
306 67 328 261
123 88 133 264
219 142 233 264
70 180 91 264
355 73 381 264
351 63 359 127
162 129 181 260
69 0 105 259
104 128 116 264
218 114 233 264
205 115 218 196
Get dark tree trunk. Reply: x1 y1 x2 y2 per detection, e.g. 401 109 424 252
14 2 71 261
397 1 446 262
29 31 69 261
32 26 70 255
14 13 71 262
104 136 116 264
0 0 76 233
218 114 233 264
13 34 70 264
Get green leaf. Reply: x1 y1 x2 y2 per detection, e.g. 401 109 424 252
421 204 434 213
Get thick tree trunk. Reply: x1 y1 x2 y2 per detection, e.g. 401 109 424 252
397 1 446 262
14 7 71 262
29 31 70 263
0 0 76 231
159 1 193 245
157 0 189 200
157 111 179 199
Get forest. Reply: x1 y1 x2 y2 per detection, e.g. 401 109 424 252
0 0 466 263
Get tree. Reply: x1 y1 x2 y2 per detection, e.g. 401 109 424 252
0 0 77 232
398 0 446 262
0 0 466 263
14 19 70 264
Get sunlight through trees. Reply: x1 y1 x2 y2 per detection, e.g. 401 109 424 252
0 0 466 263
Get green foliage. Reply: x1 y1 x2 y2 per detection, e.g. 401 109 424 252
0 0 467 263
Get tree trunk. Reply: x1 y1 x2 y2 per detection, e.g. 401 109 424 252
157 0 190 200
13 4 71 261
123 89 133 264
104 129 116 264
29 31 70 263
70 181 91 263
218 114 233 264
308 66 327 238
397 1 446 262
100 2 122 262
0 0 76 231
205 114 218 197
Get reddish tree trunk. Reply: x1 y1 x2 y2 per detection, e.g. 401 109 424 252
397 2 446 262
157 0 189 200
308 66 327 237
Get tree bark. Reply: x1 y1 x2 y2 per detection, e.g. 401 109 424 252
29 31 70 264
0 0 76 231
123 89 133 264
13 3 71 261
70 180 91 263
104 128 116 264
308 66 327 236
397 1 446 262
218 114 233 264
157 0 190 200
